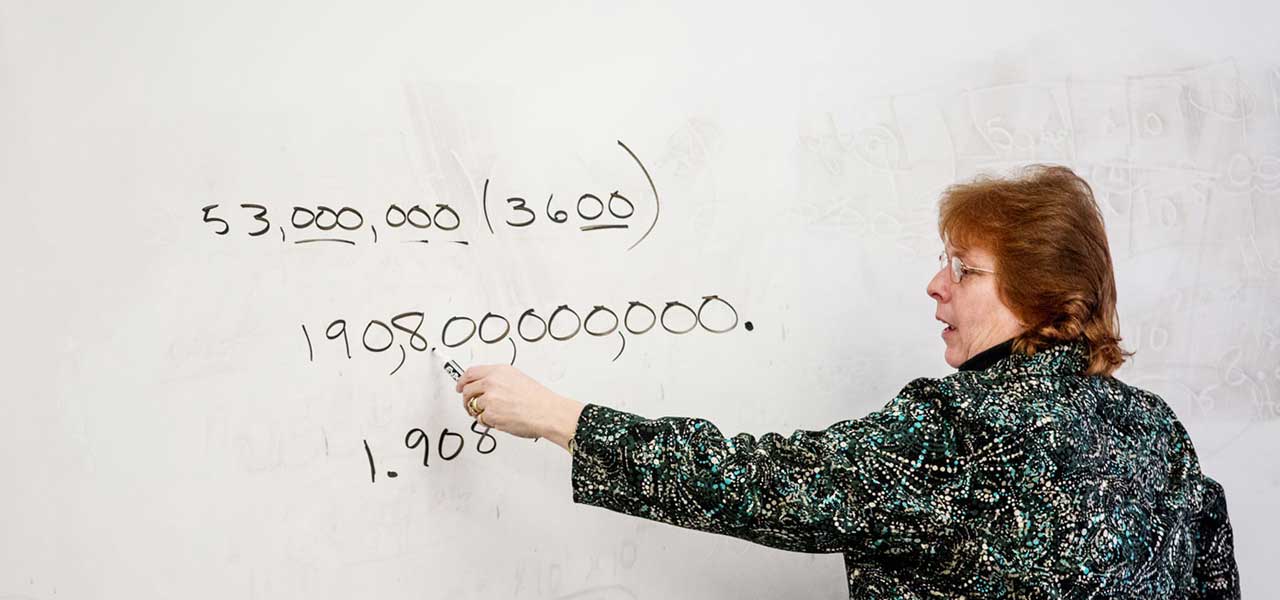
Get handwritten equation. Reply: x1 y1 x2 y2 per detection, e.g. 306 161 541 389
200 202 468 245
299 295 751 376
361 420 497 483
199 140 660 251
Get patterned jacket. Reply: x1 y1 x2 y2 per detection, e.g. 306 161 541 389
570 340 1240 598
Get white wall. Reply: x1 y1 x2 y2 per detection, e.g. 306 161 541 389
2 1 1276 597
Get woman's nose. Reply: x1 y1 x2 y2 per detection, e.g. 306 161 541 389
927 267 949 301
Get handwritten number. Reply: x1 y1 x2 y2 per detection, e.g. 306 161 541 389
433 204 461 231
386 204 407 227
362 320 394 353
337 207 364 231
240 204 270 236
315 206 339 231
438 428 465 460
407 205 432 228
291 206 316 229
363 440 377 483
505 198 536 227
391 312 429 351
201 204 229 235
608 191 635 218
301 324 314 361
577 194 604 220
405 428 430 467
546 194 567 223
325 319 351 359
472 421 497 454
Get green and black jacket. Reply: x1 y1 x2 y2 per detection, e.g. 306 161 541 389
570 340 1240 598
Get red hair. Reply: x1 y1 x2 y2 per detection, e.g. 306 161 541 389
938 164 1131 376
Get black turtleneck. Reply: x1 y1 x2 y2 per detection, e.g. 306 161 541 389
957 338 1016 371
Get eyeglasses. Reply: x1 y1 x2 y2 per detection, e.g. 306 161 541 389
938 251 995 284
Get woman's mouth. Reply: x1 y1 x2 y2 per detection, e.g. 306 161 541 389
939 318 956 337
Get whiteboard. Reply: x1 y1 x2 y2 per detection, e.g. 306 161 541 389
2 1 1277 598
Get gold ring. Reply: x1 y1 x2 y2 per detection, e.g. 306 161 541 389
468 397 480 415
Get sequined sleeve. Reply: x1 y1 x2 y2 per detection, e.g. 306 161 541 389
1191 476 1240 599
569 378 959 554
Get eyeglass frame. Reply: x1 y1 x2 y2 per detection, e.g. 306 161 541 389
937 251 996 284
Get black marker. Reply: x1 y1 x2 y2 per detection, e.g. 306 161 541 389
433 349 538 442
442 357 465 382
429 347 465 382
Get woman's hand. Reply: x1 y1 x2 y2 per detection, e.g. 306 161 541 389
456 365 584 450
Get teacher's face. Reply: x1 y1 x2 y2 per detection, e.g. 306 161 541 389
927 244 1025 368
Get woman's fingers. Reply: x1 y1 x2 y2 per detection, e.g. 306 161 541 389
456 365 532 435
455 365 499 392
461 380 487 415
461 379 486 400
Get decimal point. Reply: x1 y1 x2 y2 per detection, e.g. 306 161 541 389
387 471 399 478
744 321 754 331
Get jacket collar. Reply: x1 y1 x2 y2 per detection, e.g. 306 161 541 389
994 339 1090 377
957 339 1016 371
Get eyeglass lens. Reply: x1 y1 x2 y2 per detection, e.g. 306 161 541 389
939 252 964 284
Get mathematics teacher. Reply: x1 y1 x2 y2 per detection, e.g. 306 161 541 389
453 165 1240 598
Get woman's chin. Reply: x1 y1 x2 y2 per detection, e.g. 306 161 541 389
943 347 963 368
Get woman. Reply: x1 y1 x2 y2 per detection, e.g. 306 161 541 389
454 165 1240 598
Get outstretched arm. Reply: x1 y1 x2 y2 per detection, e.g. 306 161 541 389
570 379 960 555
